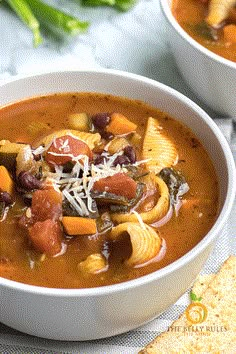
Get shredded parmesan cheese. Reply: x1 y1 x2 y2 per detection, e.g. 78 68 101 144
131 210 147 230
40 145 143 217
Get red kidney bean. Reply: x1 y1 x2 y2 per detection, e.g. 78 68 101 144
94 154 107 165
124 145 136 164
100 130 114 141
113 155 130 167
18 171 42 191
0 190 13 206
92 113 111 130
23 193 33 206
33 153 42 161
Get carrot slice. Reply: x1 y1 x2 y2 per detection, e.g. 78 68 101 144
223 24 236 43
106 113 137 135
62 216 97 235
92 172 137 199
0 165 14 194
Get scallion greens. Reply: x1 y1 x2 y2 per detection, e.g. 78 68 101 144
6 0 43 47
3 0 137 47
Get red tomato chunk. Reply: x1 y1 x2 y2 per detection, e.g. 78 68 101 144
92 173 137 199
46 135 92 167
31 189 62 222
28 220 63 256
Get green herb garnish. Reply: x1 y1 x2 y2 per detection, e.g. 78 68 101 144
190 290 202 302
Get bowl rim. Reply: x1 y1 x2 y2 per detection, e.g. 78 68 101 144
160 0 236 69
0 68 235 297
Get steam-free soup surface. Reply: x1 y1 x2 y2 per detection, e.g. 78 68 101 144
0 93 219 288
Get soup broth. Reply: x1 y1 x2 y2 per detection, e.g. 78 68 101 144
0 93 219 288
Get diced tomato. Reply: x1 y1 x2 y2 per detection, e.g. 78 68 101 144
28 219 63 256
45 135 92 167
92 173 137 199
31 189 62 222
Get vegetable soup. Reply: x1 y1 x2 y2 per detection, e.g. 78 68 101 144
172 0 236 62
0 93 219 288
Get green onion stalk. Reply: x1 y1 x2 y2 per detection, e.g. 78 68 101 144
6 0 43 47
4 0 137 47
5 0 89 47
81 0 137 12
25 0 89 36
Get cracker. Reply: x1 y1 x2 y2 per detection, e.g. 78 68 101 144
192 274 215 299
139 256 236 354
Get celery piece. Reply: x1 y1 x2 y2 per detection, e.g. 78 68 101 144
6 0 43 47
25 0 89 36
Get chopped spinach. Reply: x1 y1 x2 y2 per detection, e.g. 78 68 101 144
92 182 144 209
62 198 99 219
186 21 218 41
159 167 189 206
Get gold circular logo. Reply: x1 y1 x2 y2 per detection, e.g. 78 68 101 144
185 302 208 324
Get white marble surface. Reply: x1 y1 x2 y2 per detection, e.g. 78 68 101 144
0 0 218 117
0 1 235 353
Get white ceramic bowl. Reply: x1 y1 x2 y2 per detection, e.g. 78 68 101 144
0 70 235 341
160 0 236 117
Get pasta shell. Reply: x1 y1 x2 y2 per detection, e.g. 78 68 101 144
78 253 108 274
206 0 236 27
34 129 101 150
110 222 163 267
16 145 35 176
16 145 50 176
111 175 169 224
143 117 178 174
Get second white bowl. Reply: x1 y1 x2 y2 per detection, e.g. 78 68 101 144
160 0 236 117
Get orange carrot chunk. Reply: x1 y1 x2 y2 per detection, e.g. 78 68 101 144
62 216 97 235
223 24 236 44
106 113 137 135
28 219 63 256
92 172 137 199
0 165 14 194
